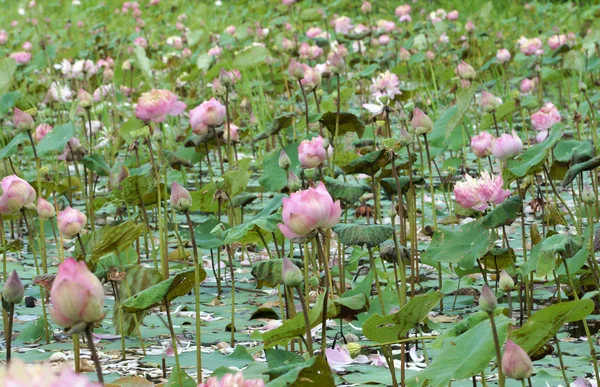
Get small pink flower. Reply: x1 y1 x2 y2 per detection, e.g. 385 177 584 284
371 70 401 100
361 1 372 13
0 175 36 215
426 51 436 60
465 20 475 33
224 123 240 142
199 373 265 387
531 102 561 131
22 41 33 51
35 123 52 142
395 4 411 18
9 51 32 65
278 182 341 240
225 25 236 35
378 35 390 45
306 27 322 38
208 46 222 57
332 16 353 35
471 132 494 158
502 340 533 380
57 206 87 238
491 131 522 161
49 258 104 328
135 89 186 123
298 136 328 168
326 346 353 369
496 48 511 63
518 36 543 56
0 30 8 45
376 20 396 32
133 36 147 48
548 34 567 50
399 47 411 62
300 66 322 91
37 198 56 219
447 10 459 20
520 78 535 94
189 97 226 134
456 60 476 80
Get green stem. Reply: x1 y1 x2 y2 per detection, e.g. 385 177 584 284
296 287 314 356
184 210 203 382
488 312 505 387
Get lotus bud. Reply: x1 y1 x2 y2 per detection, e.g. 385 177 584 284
279 150 291 170
329 53 345 74
572 378 593 387
455 60 476 80
360 1 371 13
498 270 514 292
479 91 501 113
581 185 596 205
170 182 192 211
122 60 132 71
479 284 497 313
37 198 56 219
219 68 233 87
502 340 533 380
13 108 34 131
77 89 93 109
2 270 24 304
411 108 433 135
109 163 129 188
57 207 87 238
398 47 411 62
288 171 301 191
578 81 587 92
347 342 362 358
288 59 305 80
282 258 302 287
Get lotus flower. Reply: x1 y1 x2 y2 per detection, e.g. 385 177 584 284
454 172 511 211
471 131 494 158
518 36 543 56
531 102 561 132
49 258 105 328
491 131 522 161
3 270 24 304
278 182 341 240
170 182 192 211
135 89 186 123
0 175 36 215
57 206 87 238
298 136 329 168
0 359 99 386
371 70 401 100
502 340 533 380
496 48 511 63
189 98 226 135
37 198 56 219
198 372 265 387
411 108 433 135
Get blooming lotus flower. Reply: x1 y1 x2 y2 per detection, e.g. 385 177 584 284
300 66 322 91
456 61 476 80
278 182 341 241
170 182 192 211
496 48 511 63
0 359 98 386
13 108 34 131
371 70 401 99
298 136 329 168
135 89 186 123
491 131 522 161
57 206 87 238
411 108 433 135
518 36 543 56
189 98 226 134
0 175 36 215
3 270 24 304
454 172 511 211
531 102 561 132
332 16 353 34
447 10 459 20
548 34 567 50
198 372 265 387
479 91 501 113
49 258 105 328
326 346 353 370
37 198 56 219
502 340 533 380
520 78 535 94
9 51 31 65
471 131 494 158
306 27 322 38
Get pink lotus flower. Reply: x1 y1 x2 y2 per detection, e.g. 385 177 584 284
0 175 36 215
496 49 511 63
9 51 31 65
57 206 87 238
306 27 322 38
49 258 105 328
454 172 511 211
170 182 192 211
376 20 396 32
471 131 494 158
518 36 543 56
395 4 411 21
278 182 341 240
491 131 522 161
298 43 323 60
133 36 147 48
298 136 329 168
208 46 222 57
282 38 294 52
378 35 390 45
22 41 32 51
3 270 24 304
520 78 535 94
198 372 265 387
361 1 372 13
531 102 561 131
58 137 83 161
326 345 353 370
332 16 353 35
0 359 99 386
398 47 411 62
300 66 322 91
536 130 549 143
456 61 476 80
447 10 459 20
479 91 501 113
189 98 226 135
37 198 56 219
135 89 186 123
13 108 34 131
502 340 533 380
225 25 236 35
371 70 401 99
224 123 240 142
465 20 475 33
287 59 306 80
411 107 433 135
0 30 7 45
548 34 568 50
425 51 435 60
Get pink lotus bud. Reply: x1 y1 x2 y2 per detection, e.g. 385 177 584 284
9 51 32 65
134 36 148 48
520 78 535 94
496 48 511 63
471 131 494 158
122 60 132 71
518 36 543 56
282 38 294 52
49 258 105 328
279 150 291 170
395 4 411 17
425 51 435 60
278 182 341 241
13 108 34 131
298 136 328 168
398 47 411 62
499 270 514 292
0 175 36 215
300 66 322 91
37 198 56 219
170 182 192 211
77 89 93 108
491 131 522 161
536 130 549 143
328 53 345 74
361 1 372 13
189 98 226 133
225 25 236 35
34 123 52 142
3 270 24 304
135 89 186 123
182 47 192 58
288 59 306 80
502 340 533 380
282 258 302 287
456 61 476 80
288 171 301 192
22 41 33 51
219 68 235 87
447 10 459 20
224 123 240 143
479 91 501 113
548 34 566 50
411 108 433 135
581 185 596 205
306 27 322 39
57 207 87 238
479 284 497 313
531 102 561 132
465 20 474 33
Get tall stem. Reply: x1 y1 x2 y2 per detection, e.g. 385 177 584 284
163 298 182 374
299 80 310 136
184 210 203 381
296 287 314 356
6 303 14 363
84 325 105 384
488 312 505 387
